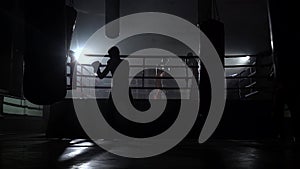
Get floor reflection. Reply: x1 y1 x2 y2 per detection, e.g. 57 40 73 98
1 135 300 169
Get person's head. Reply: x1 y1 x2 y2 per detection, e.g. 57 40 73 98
187 52 193 57
108 46 120 58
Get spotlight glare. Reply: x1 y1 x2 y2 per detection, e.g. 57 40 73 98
241 55 250 62
74 47 83 60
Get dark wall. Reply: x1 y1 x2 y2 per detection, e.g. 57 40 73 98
0 1 14 92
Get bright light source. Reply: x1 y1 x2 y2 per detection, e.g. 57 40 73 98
230 73 239 77
240 56 250 62
74 47 84 60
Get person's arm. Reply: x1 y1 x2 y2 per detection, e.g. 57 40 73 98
97 60 111 79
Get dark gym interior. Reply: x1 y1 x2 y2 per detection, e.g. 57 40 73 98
1 0 300 168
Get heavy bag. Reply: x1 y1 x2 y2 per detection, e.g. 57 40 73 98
200 19 225 66
199 19 225 126
23 1 76 105
268 0 299 87
105 0 120 39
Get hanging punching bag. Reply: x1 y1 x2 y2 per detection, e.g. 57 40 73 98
199 1 225 71
198 0 225 127
23 1 77 105
200 0 225 65
105 0 120 39
200 19 225 65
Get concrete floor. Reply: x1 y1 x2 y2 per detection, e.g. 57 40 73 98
1 134 300 169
